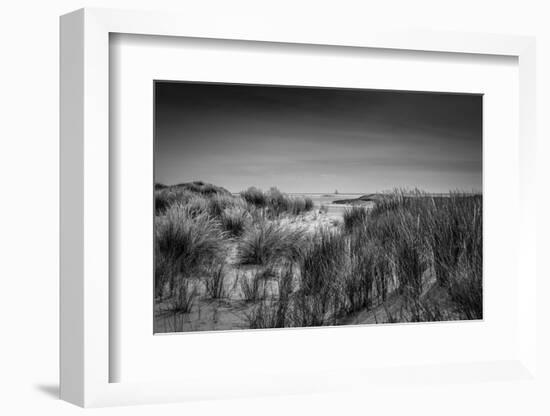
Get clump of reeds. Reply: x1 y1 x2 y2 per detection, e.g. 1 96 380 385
236 220 307 265
423 194 482 282
446 243 482 319
154 181 232 214
389 210 428 298
167 280 198 314
244 264 296 329
240 186 267 207
244 300 280 329
368 189 482 320
183 195 210 218
240 186 314 218
265 187 314 217
155 203 226 295
154 246 174 300
265 187 288 217
342 205 368 233
155 187 195 214
220 206 250 237
205 194 243 218
293 227 347 326
343 226 376 313
179 193 245 220
275 265 295 324
404 296 448 322
239 269 267 302
176 180 230 196
204 261 226 299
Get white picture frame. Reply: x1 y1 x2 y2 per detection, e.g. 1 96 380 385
60 7 537 407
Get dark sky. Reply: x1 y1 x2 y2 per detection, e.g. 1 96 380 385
154 81 482 193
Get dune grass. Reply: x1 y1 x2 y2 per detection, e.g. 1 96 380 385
167 280 198 314
244 300 281 329
240 186 267 207
239 268 269 302
342 205 368 233
292 227 347 326
155 203 227 297
236 220 307 265
154 181 233 214
240 186 314 218
155 188 196 214
204 261 227 299
289 189 481 326
220 206 250 237
174 180 231 196
155 182 482 329
344 228 376 313
243 265 295 329
365 190 482 319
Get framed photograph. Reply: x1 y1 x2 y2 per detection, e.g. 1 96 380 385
60 8 538 407
152 81 483 334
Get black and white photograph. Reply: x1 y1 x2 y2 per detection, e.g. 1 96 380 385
153 81 483 333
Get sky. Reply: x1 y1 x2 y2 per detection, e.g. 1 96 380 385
154 81 482 194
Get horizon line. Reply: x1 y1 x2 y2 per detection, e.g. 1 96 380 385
155 181 482 195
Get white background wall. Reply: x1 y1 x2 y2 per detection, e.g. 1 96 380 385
0 1 548 415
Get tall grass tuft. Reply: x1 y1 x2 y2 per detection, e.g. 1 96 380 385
287 196 314 216
154 181 231 214
204 261 226 299
342 205 368 233
275 265 295 326
175 180 231 196
344 226 377 313
183 196 210 218
167 280 198 314
239 269 266 302
237 220 307 265
368 190 482 319
423 194 482 286
244 301 279 329
155 188 195 214
265 187 314 217
240 187 267 207
240 186 314 218
206 194 242 218
220 206 250 237
293 227 347 326
154 246 174 300
443 196 482 319
447 256 482 319
265 187 287 217
155 203 226 294
244 264 295 329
